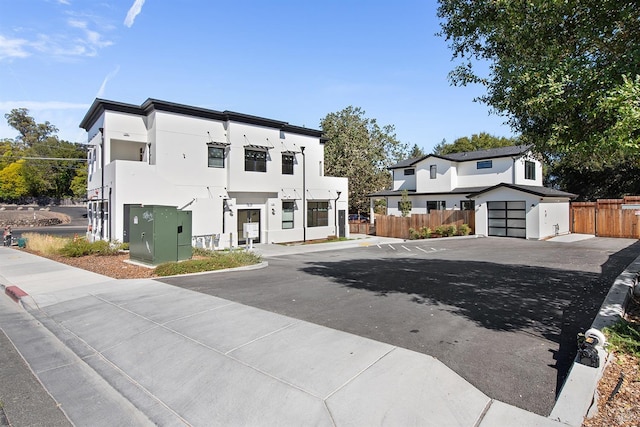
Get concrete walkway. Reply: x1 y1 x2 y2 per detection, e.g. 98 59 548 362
0 244 566 426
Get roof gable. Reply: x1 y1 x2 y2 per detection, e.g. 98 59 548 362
388 145 533 170
467 183 576 199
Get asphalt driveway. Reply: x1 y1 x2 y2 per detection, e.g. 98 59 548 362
160 236 640 416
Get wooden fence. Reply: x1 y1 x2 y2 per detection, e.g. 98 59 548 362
570 196 640 238
371 211 475 240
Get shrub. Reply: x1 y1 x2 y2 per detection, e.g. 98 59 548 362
458 224 471 236
446 225 457 237
434 225 447 236
21 233 69 256
408 228 420 240
420 226 432 238
59 238 120 257
154 250 262 276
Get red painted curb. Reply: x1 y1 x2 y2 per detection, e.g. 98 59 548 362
5 286 28 303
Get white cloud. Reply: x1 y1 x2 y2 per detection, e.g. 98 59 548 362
57 0 71 4
0 35 31 60
124 0 146 28
96 66 121 98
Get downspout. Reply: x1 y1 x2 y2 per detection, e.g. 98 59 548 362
301 146 306 242
108 187 112 241
99 127 105 240
334 191 342 237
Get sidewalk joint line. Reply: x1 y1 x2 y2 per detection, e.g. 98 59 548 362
473 399 493 427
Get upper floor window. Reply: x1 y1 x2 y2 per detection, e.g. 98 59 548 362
307 202 328 227
245 149 267 172
208 146 224 168
404 168 415 176
477 160 492 169
430 165 437 179
525 160 536 180
282 153 294 175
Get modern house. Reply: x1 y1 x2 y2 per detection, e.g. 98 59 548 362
370 145 575 239
79 98 348 248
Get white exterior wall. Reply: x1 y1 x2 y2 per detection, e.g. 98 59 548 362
415 157 457 192
537 199 570 239
392 169 416 191
457 157 513 188
386 194 470 216
473 188 540 238
85 103 348 246
513 157 543 186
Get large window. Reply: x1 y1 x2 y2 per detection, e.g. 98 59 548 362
208 146 224 168
525 160 536 180
477 160 492 169
282 153 294 175
430 164 437 179
427 200 446 213
282 201 294 229
245 149 267 172
307 202 328 227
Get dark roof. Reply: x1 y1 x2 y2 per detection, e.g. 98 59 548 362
369 183 576 199
467 183 577 199
388 145 533 169
368 186 490 197
79 98 323 138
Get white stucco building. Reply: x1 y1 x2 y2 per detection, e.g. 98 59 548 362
370 145 576 239
80 98 348 247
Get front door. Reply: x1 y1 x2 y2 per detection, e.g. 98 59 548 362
338 210 346 237
237 209 260 244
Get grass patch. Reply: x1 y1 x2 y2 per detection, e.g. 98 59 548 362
20 232 69 256
604 319 640 358
154 250 262 276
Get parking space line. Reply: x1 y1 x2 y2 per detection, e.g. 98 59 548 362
416 247 430 253
401 245 411 252
388 244 396 250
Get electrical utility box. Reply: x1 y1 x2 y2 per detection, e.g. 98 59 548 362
129 205 192 265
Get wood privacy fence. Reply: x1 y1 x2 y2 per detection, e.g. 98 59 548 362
372 211 475 240
570 196 640 238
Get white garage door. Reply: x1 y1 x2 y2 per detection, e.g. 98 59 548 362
487 201 526 238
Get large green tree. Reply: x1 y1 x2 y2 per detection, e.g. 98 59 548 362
321 106 408 213
2 109 87 200
437 1 640 160
433 132 519 155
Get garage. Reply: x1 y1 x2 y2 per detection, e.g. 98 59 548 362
487 201 526 238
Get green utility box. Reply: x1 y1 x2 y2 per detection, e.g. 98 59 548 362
129 205 192 265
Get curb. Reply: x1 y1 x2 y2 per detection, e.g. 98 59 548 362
4 285 28 303
550 253 640 426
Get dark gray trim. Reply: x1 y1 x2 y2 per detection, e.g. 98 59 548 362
387 145 533 170
466 183 577 199
80 98 324 138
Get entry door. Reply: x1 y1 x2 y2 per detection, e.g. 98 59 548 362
237 209 260 244
487 201 526 238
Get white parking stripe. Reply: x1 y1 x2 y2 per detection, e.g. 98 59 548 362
416 246 430 253
401 245 411 252
388 245 396 250
376 244 382 248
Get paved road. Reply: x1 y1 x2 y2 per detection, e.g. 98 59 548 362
7 205 87 240
160 236 640 416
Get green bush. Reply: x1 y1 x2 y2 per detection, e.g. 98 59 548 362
420 226 432 238
434 225 447 236
59 238 120 257
154 250 262 276
458 224 471 236
408 228 420 240
446 225 457 237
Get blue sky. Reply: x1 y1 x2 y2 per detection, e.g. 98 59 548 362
0 0 514 153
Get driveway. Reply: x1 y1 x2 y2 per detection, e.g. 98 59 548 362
159 236 640 416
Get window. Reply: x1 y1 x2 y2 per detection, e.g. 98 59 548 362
282 153 294 175
430 165 437 179
208 146 224 168
282 201 294 229
307 202 328 227
404 168 415 176
427 200 446 213
245 149 267 172
477 160 492 169
525 160 536 180
460 200 475 211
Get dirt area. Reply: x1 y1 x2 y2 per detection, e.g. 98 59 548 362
40 252 156 279
0 207 70 228
583 296 640 427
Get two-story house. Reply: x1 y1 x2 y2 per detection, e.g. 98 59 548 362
79 98 348 247
370 145 575 239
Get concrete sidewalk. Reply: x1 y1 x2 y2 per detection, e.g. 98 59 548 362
0 246 564 426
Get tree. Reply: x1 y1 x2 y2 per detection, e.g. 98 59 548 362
409 144 425 158
0 160 28 200
399 190 412 217
437 1 640 160
321 106 408 213
70 168 88 199
2 109 87 200
433 132 519 155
